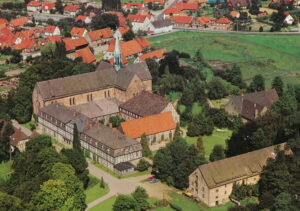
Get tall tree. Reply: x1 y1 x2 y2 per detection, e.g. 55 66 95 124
73 124 81 150
140 134 151 157
55 0 64 14
272 76 284 97
209 145 225 162
91 13 119 30
207 78 228 99
113 195 137 211
0 121 14 162
196 136 205 156
248 74 265 92
132 186 150 211
0 192 23 211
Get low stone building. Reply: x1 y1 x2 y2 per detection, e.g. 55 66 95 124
37 103 142 171
10 128 29 152
224 89 279 122
120 112 176 148
188 143 286 207
119 91 180 123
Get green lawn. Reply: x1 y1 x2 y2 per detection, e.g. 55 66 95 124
88 195 117 211
21 120 36 131
185 129 232 158
85 175 109 204
0 161 12 181
149 31 300 85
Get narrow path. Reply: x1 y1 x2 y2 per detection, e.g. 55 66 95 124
12 120 32 136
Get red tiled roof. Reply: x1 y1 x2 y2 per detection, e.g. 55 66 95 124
73 47 96 63
27 1 41 7
75 15 87 22
44 25 57 33
64 5 80 12
0 27 13 36
163 8 181 14
47 35 62 43
108 39 143 57
216 17 232 24
63 37 88 51
70 27 86 37
173 16 193 24
0 18 8 24
196 16 216 25
145 0 164 4
88 27 113 41
118 26 130 36
10 127 29 147
135 36 151 48
42 2 55 10
13 39 35 50
108 55 128 65
118 16 126 27
174 2 199 10
138 49 166 61
230 11 240 17
123 2 144 9
16 29 37 39
127 14 147 23
120 112 176 138
107 11 124 17
10 17 29 27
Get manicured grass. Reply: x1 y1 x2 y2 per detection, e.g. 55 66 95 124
88 195 117 211
169 192 203 211
85 175 109 204
21 120 36 131
185 129 232 158
149 31 300 85
0 161 12 181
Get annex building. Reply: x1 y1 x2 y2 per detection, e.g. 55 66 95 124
188 143 286 207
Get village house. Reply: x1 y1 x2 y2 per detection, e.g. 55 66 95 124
230 11 240 19
64 5 81 16
127 14 152 32
10 128 39 152
44 25 60 37
114 27 130 40
148 19 173 34
227 0 250 8
44 35 62 45
41 2 55 14
13 39 38 53
119 90 180 123
122 3 144 13
144 0 165 6
195 17 216 28
120 112 176 149
172 16 194 28
37 102 142 172
75 15 92 25
70 27 88 39
134 48 166 63
174 1 199 12
32 46 152 114
27 1 41 12
215 17 233 30
163 8 182 19
188 143 287 207
284 12 294 25
224 89 279 122
69 47 96 64
63 37 89 53
87 27 113 48
9 17 29 29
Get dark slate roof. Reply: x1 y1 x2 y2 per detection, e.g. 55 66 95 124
36 62 151 100
198 143 286 188
119 91 170 117
10 127 29 146
228 89 279 119
228 0 250 7
151 19 173 28
84 124 142 151
114 161 134 171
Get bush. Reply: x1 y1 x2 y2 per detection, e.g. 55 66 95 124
135 159 151 172
230 184 259 201
169 202 182 211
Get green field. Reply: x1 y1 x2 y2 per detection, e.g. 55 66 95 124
0 161 12 181
149 31 300 85
185 129 232 158
89 195 117 211
84 175 109 204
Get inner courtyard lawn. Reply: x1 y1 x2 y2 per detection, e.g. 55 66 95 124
185 129 232 158
149 31 300 85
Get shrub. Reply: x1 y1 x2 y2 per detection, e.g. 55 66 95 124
169 202 182 211
135 159 151 172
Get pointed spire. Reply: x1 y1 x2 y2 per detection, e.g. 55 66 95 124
113 34 122 71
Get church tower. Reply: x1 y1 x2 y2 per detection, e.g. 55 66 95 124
113 35 122 71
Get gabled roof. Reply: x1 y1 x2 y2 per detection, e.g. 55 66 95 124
70 27 87 37
107 11 124 17
10 127 29 146
127 14 148 23
121 112 176 138
117 26 130 36
0 18 8 25
16 29 37 39
216 17 232 24
44 25 58 33
107 39 144 57
118 16 126 27
73 47 96 63
27 1 41 7
42 2 55 10
138 49 166 62
63 37 88 51
13 39 35 50
10 17 29 27
197 143 286 188
64 5 80 12
88 28 113 41
120 91 170 117
124 2 144 9
36 62 151 100
46 35 62 43
135 37 151 48
145 0 164 4
172 16 194 24
151 19 173 28
163 8 181 14
75 15 89 22
174 2 199 10
196 16 216 25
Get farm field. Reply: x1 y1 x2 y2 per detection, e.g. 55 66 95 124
148 31 300 85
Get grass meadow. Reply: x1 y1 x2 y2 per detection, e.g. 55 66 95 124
149 31 300 85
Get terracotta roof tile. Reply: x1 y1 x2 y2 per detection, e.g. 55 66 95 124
44 25 57 33
88 28 113 41
75 15 87 22
121 112 176 138
27 1 41 6
135 36 151 48
163 8 181 14
216 17 232 24
127 14 147 23
13 39 35 50
108 39 143 57
42 2 55 10
10 17 29 27
172 16 194 24
70 27 86 37
145 0 164 4
118 26 130 36
73 47 96 63
10 127 29 146
123 2 144 9
64 5 80 12
196 16 216 25
0 18 8 24
138 49 166 61
63 37 88 51
174 2 199 10
118 16 126 27
47 35 62 43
